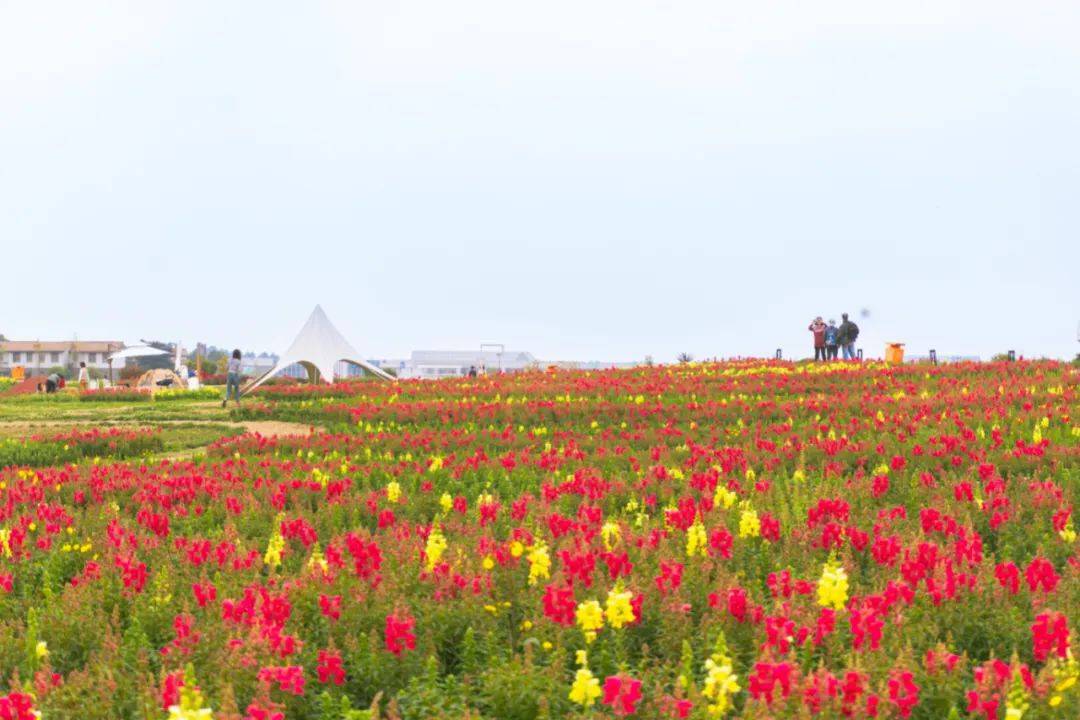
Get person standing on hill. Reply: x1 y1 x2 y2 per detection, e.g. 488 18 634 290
808 317 827 361
222 349 243 408
824 319 840 360
838 313 860 360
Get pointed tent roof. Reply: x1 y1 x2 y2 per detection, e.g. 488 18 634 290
243 306 394 394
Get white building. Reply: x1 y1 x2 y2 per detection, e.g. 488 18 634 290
395 349 538 379
240 353 277 376
0 340 125 376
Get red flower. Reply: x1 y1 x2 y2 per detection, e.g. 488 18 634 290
748 661 795 704
319 594 342 621
1025 557 1060 593
994 562 1020 595
193 582 217 607
1031 612 1070 662
257 665 306 696
708 527 733 558
245 702 284 720
385 612 417 656
160 671 183 710
542 583 576 626
602 674 643 716
317 649 345 685
887 670 919 719
0 692 36 720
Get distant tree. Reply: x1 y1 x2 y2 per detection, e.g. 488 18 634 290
677 352 693 364
644 355 655 367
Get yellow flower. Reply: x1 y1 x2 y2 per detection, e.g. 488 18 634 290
576 600 604 643
169 668 214 720
425 526 448 571
817 560 849 610
509 540 525 558
308 544 329 573
686 521 708 557
714 485 737 509
35 641 48 659
702 657 740 716
604 589 635 629
601 521 621 550
1060 521 1077 544
569 667 602 707
439 492 453 512
482 555 495 571
527 543 551 585
428 456 443 473
386 481 401 503
1048 651 1079 708
738 507 760 539
263 531 285 570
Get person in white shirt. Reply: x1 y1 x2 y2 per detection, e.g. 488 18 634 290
77 362 90 391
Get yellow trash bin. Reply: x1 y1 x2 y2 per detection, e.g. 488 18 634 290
885 343 905 364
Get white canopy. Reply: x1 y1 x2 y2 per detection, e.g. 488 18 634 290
107 345 170 362
243 305 394 394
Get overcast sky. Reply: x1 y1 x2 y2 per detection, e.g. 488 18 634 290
2 1 1077 362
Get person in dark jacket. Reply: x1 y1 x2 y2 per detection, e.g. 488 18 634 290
808 317 827 361
838 313 860 360
824 319 840 360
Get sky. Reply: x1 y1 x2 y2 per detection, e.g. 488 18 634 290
2 1 1078 363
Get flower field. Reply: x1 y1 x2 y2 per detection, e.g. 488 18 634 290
0 360 1077 719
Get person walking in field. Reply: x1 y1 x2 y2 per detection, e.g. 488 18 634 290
808 316 828 361
824 319 840 360
222 349 243 408
838 313 860 360
77 361 90 390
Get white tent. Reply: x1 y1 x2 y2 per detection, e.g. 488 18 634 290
107 345 170 362
243 305 394 394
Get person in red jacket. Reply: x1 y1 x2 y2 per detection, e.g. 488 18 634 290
808 317 827 361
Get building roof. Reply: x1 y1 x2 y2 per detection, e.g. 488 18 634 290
0 340 124 352
411 350 536 366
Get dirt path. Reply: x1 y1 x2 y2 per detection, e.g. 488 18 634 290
0 419 312 435
150 421 314 462
0 418 314 463
234 421 313 437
